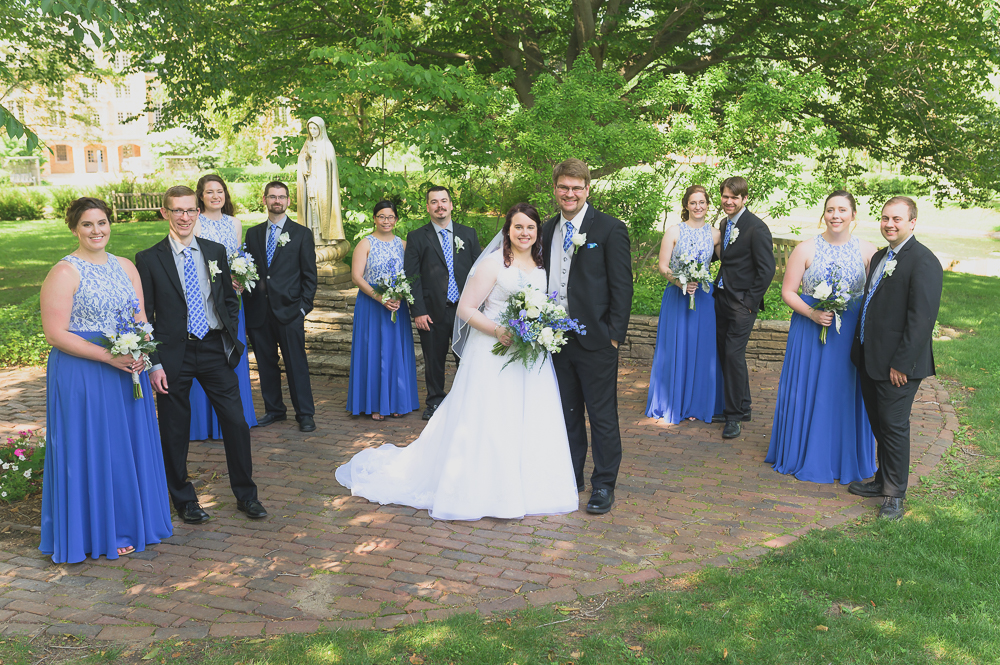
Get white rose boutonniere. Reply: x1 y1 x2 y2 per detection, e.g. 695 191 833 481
728 226 740 246
208 260 222 283
278 232 291 247
571 231 587 254
454 236 465 253
883 258 897 278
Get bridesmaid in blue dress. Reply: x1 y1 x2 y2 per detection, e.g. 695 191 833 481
189 174 258 439
646 185 725 423
39 197 172 563
347 200 420 420
766 190 879 483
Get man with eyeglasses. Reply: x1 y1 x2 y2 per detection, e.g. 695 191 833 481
541 158 633 515
136 185 264 524
243 181 319 433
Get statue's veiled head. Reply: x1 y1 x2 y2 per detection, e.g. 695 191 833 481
306 116 328 142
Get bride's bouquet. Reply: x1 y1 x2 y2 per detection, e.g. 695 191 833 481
228 244 259 303
372 269 416 323
811 266 852 344
673 253 712 310
492 286 585 369
99 299 160 398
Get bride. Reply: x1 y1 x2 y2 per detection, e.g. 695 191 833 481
335 203 580 520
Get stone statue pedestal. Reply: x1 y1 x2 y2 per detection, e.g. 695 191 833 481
315 238 351 266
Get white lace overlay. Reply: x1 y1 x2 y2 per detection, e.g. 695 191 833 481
335 261 579 520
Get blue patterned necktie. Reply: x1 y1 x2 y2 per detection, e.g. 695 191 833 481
562 220 575 252
182 247 210 339
718 220 734 289
266 223 278 267
859 248 895 345
440 229 460 303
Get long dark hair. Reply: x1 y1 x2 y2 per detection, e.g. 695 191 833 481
502 203 543 267
197 174 235 216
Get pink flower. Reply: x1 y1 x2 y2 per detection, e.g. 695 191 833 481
18 430 31 437
14 449 25 457
5 438 13 444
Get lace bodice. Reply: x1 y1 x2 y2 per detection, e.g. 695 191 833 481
481 255 547 323
802 235 866 298
362 235 405 286
198 214 241 255
668 223 714 274
63 254 138 333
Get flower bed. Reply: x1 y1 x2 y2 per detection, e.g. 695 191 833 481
0 430 45 502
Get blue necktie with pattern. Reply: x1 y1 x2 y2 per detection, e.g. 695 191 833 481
563 221 575 252
859 248 895 345
182 247 210 339
266 224 278 267
718 219 734 289
440 229 460 303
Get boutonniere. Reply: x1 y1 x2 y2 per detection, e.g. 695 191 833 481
278 232 291 247
883 258 897 278
571 231 587 254
208 260 221 283
454 236 465 253
728 226 740 245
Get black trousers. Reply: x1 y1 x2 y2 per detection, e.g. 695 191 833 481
416 303 458 407
247 309 314 418
714 288 757 419
857 350 921 498
156 332 257 510
551 337 622 491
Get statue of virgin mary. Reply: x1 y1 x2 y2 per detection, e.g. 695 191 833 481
297 116 349 263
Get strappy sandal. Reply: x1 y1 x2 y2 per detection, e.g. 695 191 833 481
372 413 385 421
117 545 135 556
390 413 404 418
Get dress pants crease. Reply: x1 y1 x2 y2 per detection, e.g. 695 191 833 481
248 308 314 417
715 288 756 419
417 304 458 407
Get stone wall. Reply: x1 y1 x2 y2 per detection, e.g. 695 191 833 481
619 315 790 369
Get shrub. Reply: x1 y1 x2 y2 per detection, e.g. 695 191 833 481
0 188 48 221
0 430 45 503
0 295 49 367
93 176 186 222
49 186 84 220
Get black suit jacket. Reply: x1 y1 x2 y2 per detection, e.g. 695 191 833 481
713 208 776 311
404 221 482 321
851 236 942 381
243 216 318 327
135 237 243 382
542 206 633 351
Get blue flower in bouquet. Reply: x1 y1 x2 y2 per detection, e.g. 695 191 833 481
811 266 852 344
99 299 160 398
492 287 585 369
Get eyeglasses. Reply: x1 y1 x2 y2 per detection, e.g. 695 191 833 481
556 185 587 195
167 208 198 218
265 195 289 201
375 215 397 222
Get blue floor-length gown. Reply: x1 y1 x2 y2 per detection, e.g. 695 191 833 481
646 222 725 423
347 235 420 416
189 214 257 439
765 235 877 484
40 254 173 563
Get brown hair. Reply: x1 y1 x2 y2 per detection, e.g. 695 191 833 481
197 174 235 216
552 159 591 187
680 185 711 222
263 181 290 199
66 197 111 231
502 203 544 268
883 195 918 221
163 185 197 209
426 185 452 202
820 190 858 228
720 176 749 199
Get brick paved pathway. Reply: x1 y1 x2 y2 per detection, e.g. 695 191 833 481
0 362 956 641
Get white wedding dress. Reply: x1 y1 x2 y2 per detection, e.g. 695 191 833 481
335 255 579 521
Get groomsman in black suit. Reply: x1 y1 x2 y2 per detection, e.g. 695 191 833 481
136 186 265 524
850 196 942 520
243 181 318 432
542 159 633 514
712 177 776 439
404 186 482 420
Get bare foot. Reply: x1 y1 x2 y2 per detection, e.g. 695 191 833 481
372 413 385 421
117 545 135 556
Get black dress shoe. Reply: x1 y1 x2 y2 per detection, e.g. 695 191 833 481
237 499 268 519
586 488 615 514
178 502 210 524
847 480 884 497
877 497 905 520
298 415 316 432
422 405 438 421
712 409 752 424
722 420 741 439
257 413 287 427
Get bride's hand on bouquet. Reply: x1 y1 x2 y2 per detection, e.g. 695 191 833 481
494 325 513 347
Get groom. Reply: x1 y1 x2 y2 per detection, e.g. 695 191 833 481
542 159 633 514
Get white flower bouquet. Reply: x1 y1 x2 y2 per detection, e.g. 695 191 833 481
492 286 585 369
228 244 260 303
673 253 713 310
373 269 416 323
99 299 160 398
811 267 852 344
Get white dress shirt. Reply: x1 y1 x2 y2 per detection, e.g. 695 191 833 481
547 203 589 316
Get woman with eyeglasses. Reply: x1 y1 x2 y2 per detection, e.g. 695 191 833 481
39 197 172 563
347 200 420 420
187 174 258 439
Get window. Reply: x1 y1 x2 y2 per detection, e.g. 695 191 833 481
115 83 131 98
117 111 129 124
152 102 164 126
55 145 70 162
90 111 101 125
80 82 97 98
115 52 130 71
122 144 135 158
49 109 67 126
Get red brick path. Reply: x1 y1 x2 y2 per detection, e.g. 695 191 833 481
0 362 955 640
